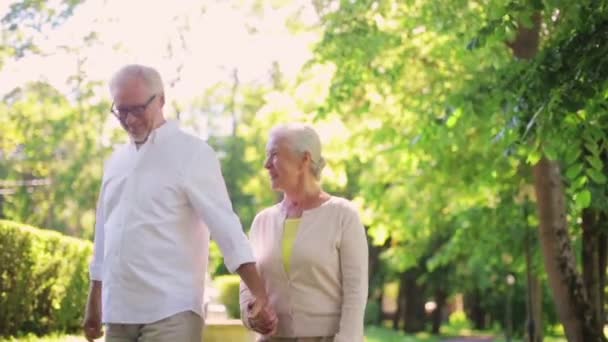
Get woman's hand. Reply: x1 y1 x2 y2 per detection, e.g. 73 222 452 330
247 299 278 335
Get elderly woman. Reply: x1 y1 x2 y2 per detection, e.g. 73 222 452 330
240 123 368 342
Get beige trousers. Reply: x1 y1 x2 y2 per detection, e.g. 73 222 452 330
105 311 202 342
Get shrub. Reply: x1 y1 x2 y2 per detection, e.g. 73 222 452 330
0 220 92 337
364 300 381 326
447 310 472 331
214 275 241 319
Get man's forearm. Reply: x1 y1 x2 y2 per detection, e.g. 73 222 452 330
236 263 267 301
87 280 102 310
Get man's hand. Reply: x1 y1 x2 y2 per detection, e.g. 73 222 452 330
236 263 277 334
83 309 103 341
83 281 103 342
247 299 278 335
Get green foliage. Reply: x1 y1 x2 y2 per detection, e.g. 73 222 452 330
0 333 83 342
0 81 113 239
0 220 92 337
447 310 472 331
364 300 380 326
214 275 242 319
310 0 608 334
0 0 85 66
3 0 607 336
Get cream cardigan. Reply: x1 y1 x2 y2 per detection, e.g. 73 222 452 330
239 196 368 342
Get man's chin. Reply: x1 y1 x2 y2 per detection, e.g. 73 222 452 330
129 133 147 143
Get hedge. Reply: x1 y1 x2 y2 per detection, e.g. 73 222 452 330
0 220 92 337
214 275 241 319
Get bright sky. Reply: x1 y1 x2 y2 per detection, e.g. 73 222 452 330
0 0 320 105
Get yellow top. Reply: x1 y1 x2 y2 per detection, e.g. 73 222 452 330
282 218 301 274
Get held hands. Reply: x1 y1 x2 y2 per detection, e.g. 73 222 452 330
247 298 278 336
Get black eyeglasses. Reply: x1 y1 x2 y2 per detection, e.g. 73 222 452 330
111 94 156 120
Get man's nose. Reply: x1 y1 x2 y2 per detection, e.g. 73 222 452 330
124 113 138 126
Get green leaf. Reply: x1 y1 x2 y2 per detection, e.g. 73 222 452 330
589 126 604 142
586 155 603 171
566 163 583 180
446 108 462 128
526 150 541 165
564 144 581 165
576 190 592 209
572 175 588 191
587 168 607 184
585 142 600 155
543 143 559 161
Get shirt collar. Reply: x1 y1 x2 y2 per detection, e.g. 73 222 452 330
131 119 179 146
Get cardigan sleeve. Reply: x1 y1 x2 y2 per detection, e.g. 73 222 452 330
334 206 369 342
239 214 262 329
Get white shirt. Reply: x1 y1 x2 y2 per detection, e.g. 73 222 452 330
89 120 255 324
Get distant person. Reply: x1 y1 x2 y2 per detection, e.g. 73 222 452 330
83 64 276 342
240 123 368 342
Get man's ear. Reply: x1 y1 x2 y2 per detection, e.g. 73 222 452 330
159 93 165 107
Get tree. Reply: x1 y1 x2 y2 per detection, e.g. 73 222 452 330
311 0 608 338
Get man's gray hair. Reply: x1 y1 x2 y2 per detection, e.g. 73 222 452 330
109 64 164 96
270 123 326 179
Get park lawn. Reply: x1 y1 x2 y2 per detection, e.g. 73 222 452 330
0 329 568 342
0 334 84 342
1 327 440 342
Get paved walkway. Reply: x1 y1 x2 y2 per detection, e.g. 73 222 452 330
441 337 494 342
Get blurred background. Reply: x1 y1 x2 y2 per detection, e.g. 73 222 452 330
1 0 607 341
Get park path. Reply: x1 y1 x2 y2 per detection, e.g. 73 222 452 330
441 337 494 342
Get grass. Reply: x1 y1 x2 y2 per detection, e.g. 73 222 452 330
2 329 437 342
1 328 568 342
0 334 85 342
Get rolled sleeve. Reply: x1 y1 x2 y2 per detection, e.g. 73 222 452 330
89 186 105 281
239 281 254 328
335 209 369 342
239 218 260 329
184 142 255 273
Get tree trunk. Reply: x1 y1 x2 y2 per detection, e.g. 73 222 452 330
508 9 605 341
393 273 406 330
367 235 388 325
377 289 385 324
432 289 447 334
402 269 426 333
525 274 543 342
525 221 543 342
582 209 604 334
533 158 604 341
598 218 607 326
464 289 486 330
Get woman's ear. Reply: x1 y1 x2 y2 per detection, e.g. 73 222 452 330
301 151 312 169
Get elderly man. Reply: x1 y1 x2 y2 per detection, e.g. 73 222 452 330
83 64 276 341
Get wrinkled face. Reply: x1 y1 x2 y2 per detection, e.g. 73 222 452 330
111 77 161 143
264 134 308 192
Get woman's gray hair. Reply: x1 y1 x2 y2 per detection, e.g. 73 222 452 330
109 64 164 96
270 123 326 179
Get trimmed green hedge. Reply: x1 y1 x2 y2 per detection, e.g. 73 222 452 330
214 275 241 319
0 220 92 337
